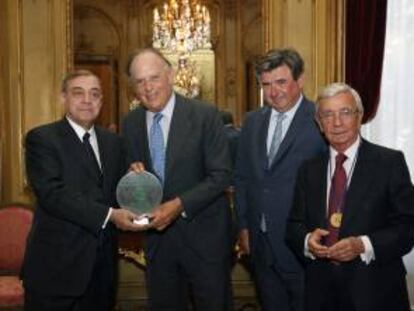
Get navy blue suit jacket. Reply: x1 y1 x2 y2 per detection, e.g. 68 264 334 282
235 98 326 272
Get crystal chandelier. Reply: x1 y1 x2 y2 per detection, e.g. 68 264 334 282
152 0 212 55
174 55 200 98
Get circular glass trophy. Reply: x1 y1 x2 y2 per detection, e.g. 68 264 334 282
116 171 163 225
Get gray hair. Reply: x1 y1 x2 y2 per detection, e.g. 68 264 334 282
255 48 304 82
61 69 99 93
315 82 364 115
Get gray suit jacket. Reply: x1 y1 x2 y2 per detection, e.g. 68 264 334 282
235 98 326 272
121 93 232 262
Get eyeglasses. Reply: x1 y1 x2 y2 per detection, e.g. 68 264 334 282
318 108 360 122
69 88 102 101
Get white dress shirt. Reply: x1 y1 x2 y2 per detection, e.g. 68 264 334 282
66 116 102 168
266 94 303 153
305 135 375 264
146 92 176 147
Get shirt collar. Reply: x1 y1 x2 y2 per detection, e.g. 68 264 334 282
329 135 361 162
270 93 303 119
147 92 176 120
66 116 96 142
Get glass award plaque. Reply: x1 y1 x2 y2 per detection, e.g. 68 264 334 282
116 171 163 224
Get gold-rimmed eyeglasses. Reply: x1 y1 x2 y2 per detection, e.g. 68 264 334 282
318 108 360 122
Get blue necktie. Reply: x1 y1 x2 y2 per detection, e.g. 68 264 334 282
150 113 165 184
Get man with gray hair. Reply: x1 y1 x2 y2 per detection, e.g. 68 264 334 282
235 48 326 311
23 70 141 311
286 82 414 311
122 48 233 310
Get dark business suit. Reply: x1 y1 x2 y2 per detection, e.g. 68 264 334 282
286 139 414 311
235 98 326 310
223 124 241 167
23 118 125 310
121 93 232 310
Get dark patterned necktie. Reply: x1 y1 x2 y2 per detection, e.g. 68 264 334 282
82 132 102 183
325 153 347 246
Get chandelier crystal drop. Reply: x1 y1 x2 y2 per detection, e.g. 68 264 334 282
152 0 212 55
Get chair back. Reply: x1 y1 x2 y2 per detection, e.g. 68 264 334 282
0 204 33 273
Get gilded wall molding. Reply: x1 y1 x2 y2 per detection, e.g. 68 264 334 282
0 0 71 203
262 0 344 100
0 0 24 202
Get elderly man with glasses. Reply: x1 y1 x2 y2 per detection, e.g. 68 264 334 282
286 82 414 311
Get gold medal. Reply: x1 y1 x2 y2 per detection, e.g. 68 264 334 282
330 212 342 228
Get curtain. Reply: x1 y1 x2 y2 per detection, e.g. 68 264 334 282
362 1 414 306
345 0 387 123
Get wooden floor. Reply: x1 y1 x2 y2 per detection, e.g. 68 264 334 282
115 297 260 311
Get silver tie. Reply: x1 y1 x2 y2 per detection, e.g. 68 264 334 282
268 112 286 167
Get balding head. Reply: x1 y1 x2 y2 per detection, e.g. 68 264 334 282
127 48 175 112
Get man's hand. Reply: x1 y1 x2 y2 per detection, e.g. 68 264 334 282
129 161 145 174
149 197 183 231
327 236 365 262
110 208 149 231
308 228 330 258
236 229 250 258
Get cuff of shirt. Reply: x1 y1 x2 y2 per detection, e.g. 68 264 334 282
304 233 316 260
102 207 113 229
359 235 375 265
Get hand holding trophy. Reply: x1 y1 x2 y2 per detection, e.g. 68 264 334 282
116 170 163 226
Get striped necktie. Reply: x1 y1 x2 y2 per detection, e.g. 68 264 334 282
268 112 286 167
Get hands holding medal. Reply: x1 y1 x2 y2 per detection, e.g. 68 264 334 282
308 228 365 262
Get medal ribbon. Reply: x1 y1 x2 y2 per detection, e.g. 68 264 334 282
325 153 348 246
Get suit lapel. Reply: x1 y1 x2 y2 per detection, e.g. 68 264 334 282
165 95 189 182
257 107 271 172
131 107 152 169
340 140 374 232
270 99 310 168
96 127 110 189
314 155 330 229
58 119 99 180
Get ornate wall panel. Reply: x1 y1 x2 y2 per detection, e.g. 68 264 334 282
0 0 345 307
0 0 71 203
263 0 344 101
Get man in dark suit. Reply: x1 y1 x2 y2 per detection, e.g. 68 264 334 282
286 82 414 311
23 70 141 311
220 110 241 169
122 48 233 310
234 48 326 311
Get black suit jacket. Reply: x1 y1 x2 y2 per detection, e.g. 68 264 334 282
121 93 232 262
235 98 326 272
22 118 126 296
286 139 414 311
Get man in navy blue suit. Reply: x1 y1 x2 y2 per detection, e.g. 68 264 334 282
235 48 326 311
